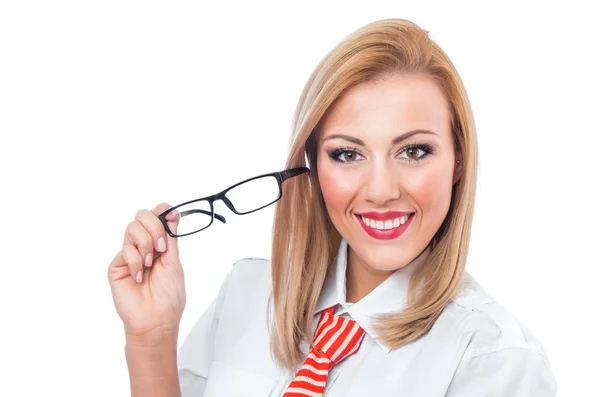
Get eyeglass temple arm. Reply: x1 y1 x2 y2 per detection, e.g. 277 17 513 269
180 209 226 224
279 167 310 181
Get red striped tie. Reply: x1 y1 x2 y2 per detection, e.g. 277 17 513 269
282 305 366 396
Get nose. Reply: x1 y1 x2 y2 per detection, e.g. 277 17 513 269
362 159 402 206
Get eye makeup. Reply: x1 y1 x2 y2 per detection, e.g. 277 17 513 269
327 142 434 165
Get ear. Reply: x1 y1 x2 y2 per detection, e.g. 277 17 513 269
452 155 463 185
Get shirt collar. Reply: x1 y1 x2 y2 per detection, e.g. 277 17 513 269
315 238 431 354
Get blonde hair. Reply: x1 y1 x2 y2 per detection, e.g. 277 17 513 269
269 18 478 375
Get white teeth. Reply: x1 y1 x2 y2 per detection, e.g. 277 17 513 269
359 214 412 230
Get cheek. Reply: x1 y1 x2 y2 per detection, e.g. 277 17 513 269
317 161 357 214
411 166 454 220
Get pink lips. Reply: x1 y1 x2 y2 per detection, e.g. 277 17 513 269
355 211 415 240
354 210 414 221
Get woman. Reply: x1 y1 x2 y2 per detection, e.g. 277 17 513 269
108 18 557 396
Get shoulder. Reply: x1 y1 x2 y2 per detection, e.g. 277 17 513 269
201 257 273 360
231 256 271 275
218 257 273 319
228 256 272 292
444 272 551 362
439 273 558 395
177 258 274 380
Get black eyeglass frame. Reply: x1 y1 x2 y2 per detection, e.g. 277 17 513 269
158 167 310 238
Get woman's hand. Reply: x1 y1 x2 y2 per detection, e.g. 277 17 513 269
107 203 186 343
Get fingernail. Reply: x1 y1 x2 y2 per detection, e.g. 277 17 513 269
136 270 142 283
166 209 179 221
145 253 152 267
157 237 166 252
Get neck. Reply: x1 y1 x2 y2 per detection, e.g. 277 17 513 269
345 246 395 303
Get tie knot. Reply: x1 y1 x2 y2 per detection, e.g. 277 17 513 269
311 306 365 365
282 306 366 396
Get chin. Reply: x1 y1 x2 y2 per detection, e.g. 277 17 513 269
357 247 413 272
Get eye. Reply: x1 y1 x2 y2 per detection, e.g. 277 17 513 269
329 148 364 163
398 144 433 162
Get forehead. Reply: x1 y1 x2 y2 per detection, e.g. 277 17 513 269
319 73 451 141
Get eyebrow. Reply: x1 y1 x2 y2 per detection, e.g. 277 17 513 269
321 129 438 146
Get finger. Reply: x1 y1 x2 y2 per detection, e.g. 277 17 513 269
125 220 155 269
151 203 181 266
134 209 166 256
108 247 128 283
151 202 181 229
122 244 144 283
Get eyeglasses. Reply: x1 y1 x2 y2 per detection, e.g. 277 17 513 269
158 167 310 238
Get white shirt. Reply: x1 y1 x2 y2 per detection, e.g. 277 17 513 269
177 239 557 396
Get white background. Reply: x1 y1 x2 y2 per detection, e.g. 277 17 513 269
1 1 598 396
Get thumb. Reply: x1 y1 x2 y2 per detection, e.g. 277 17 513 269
162 209 181 266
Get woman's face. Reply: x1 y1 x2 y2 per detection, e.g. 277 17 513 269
317 73 461 273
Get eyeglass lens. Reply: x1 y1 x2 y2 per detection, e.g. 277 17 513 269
174 175 281 235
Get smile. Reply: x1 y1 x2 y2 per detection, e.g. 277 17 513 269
358 214 411 230
355 212 415 240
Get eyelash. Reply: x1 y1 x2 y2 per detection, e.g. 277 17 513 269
328 143 434 165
